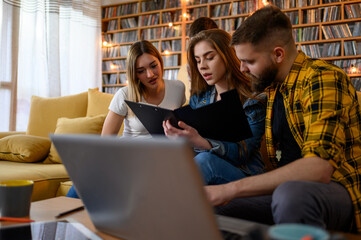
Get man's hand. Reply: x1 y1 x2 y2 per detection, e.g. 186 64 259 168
204 183 236 206
162 120 211 150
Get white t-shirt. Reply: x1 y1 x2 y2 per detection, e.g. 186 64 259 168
109 79 186 137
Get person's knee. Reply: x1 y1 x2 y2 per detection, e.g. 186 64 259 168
272 181 320 224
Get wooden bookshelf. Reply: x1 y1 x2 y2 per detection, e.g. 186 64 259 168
101 0 361 93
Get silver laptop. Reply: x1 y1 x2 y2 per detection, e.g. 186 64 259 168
51 134 267 240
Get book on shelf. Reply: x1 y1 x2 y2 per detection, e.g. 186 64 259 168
121 18 138 29
285 11 298 24
125 89 252 142
321 24 352 40
113 31 137 43
107 20 118 31
141 0 167 12
232 1 257 15
119 73 127 84
345 3 361 19
164 69 179 80
190 7 207 21
119 45 131 56
103 87 122 94
270 0 297 9
102 3 139 18
332 59 361 74
139 14 159 27
322 6 340 22
141 27 162 40
351 22 361 37
344 41 359 56
162 55 179 67
212 3 231 18
351 78 361 91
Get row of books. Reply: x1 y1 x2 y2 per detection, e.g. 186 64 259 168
102 74 117 85
271 0 341 8
141 0 180 12
212 3 231 18
322 24 352 40
190 7 207 21
300 42 340 58
285 11 299 24
351 78 361 91
219 18 244 32
141 26 182 40
161 40 182 52
112 31 138 43
232 1 257 15
162 55 180 67
103 60 126 72
102 3 139 19
103 73 128 85
344 41 361 56
293 26 319 42
345 4 361 19
103 87 122 94
162 11 182 23
121 18 137 29
187 0 222 5
333 59 361 74
139 14 160 27
292 23 361 42
164 69 179 80
303 6 340 24
102 45 133 58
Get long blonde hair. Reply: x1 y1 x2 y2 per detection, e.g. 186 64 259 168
188 29 253 101
126 40 164 103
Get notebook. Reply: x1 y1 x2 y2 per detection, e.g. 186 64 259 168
51 134 267 240
125 89 253 142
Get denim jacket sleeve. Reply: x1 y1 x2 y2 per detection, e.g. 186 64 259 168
190 90 266 174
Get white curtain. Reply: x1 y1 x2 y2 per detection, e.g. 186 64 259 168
1 0 101 131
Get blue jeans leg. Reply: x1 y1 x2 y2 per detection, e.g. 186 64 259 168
66 185 80 199
272 180 353 232
194 152 248 185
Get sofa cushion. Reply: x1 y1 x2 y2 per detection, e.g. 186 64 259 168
86 88 114 117
26 91 88 138
44 115 106 164
0 161 69 201
0 135 51 163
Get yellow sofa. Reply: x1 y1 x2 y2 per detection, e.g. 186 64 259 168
0 89 117 201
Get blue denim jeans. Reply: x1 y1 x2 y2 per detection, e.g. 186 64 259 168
195 151 250 185
66 185 79 198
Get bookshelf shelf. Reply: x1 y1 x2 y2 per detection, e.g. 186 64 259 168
101 0 361 93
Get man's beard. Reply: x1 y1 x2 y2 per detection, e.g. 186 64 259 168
246 63 278 93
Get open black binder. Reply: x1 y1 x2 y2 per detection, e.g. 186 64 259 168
125 89 253 142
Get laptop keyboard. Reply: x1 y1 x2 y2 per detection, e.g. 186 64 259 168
221 230 244 240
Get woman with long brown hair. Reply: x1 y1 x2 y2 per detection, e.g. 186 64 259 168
163 29 266 185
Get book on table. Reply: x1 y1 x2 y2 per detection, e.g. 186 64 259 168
125 89 253 142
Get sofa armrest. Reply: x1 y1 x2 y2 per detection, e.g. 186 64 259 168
0 131 26 139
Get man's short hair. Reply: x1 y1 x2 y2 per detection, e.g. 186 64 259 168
189 17 218 38
231 5 294 48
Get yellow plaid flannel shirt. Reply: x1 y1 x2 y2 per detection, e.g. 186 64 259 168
265 51 361 232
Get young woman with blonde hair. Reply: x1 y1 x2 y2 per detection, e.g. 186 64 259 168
67 40 185 198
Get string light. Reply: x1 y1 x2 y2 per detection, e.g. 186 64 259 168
110 64 117 70
168 22 173 27
164 50 170 55
262 0 269 6
103 41 108 47
351 64 357 74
